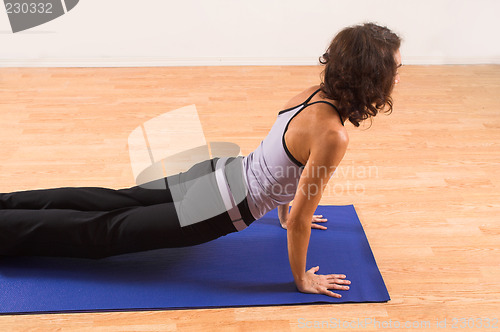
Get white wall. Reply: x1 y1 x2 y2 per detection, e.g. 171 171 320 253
0 0 499 67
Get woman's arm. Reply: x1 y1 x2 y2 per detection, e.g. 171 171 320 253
287 129 350 297
278 202 290 229
279 202 328 230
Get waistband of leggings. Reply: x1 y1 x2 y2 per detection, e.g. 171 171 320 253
213 157 256 231
225 156 256 226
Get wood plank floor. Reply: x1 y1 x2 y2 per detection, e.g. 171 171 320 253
0 65 499 331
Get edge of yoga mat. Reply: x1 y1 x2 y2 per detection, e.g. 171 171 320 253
0 205 390 315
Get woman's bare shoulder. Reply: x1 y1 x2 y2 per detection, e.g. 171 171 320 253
282 85 321 110
310 101 348 139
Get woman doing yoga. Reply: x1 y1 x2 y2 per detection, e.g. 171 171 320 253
0 23 402 298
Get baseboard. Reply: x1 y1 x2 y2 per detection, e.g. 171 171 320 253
402 56 500 65
0 56 499 68
0 57 317 68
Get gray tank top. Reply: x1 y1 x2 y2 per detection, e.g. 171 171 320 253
242 89 343 219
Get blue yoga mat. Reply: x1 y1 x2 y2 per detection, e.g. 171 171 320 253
0 205 389 314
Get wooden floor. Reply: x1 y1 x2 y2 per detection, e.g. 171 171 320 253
0 65 499 331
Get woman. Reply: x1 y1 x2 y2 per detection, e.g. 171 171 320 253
0 23 402 298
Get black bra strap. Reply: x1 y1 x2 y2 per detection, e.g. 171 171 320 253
303 88 322 105
278 88 343 124
305 101 344 126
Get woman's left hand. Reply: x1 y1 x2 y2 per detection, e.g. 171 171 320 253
296 266 350 298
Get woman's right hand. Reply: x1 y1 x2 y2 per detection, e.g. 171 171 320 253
296 266 350 298
281 215 328 230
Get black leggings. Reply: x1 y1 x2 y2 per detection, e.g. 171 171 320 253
0 159 251 259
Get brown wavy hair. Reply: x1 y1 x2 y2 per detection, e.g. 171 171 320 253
319 23 401 127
